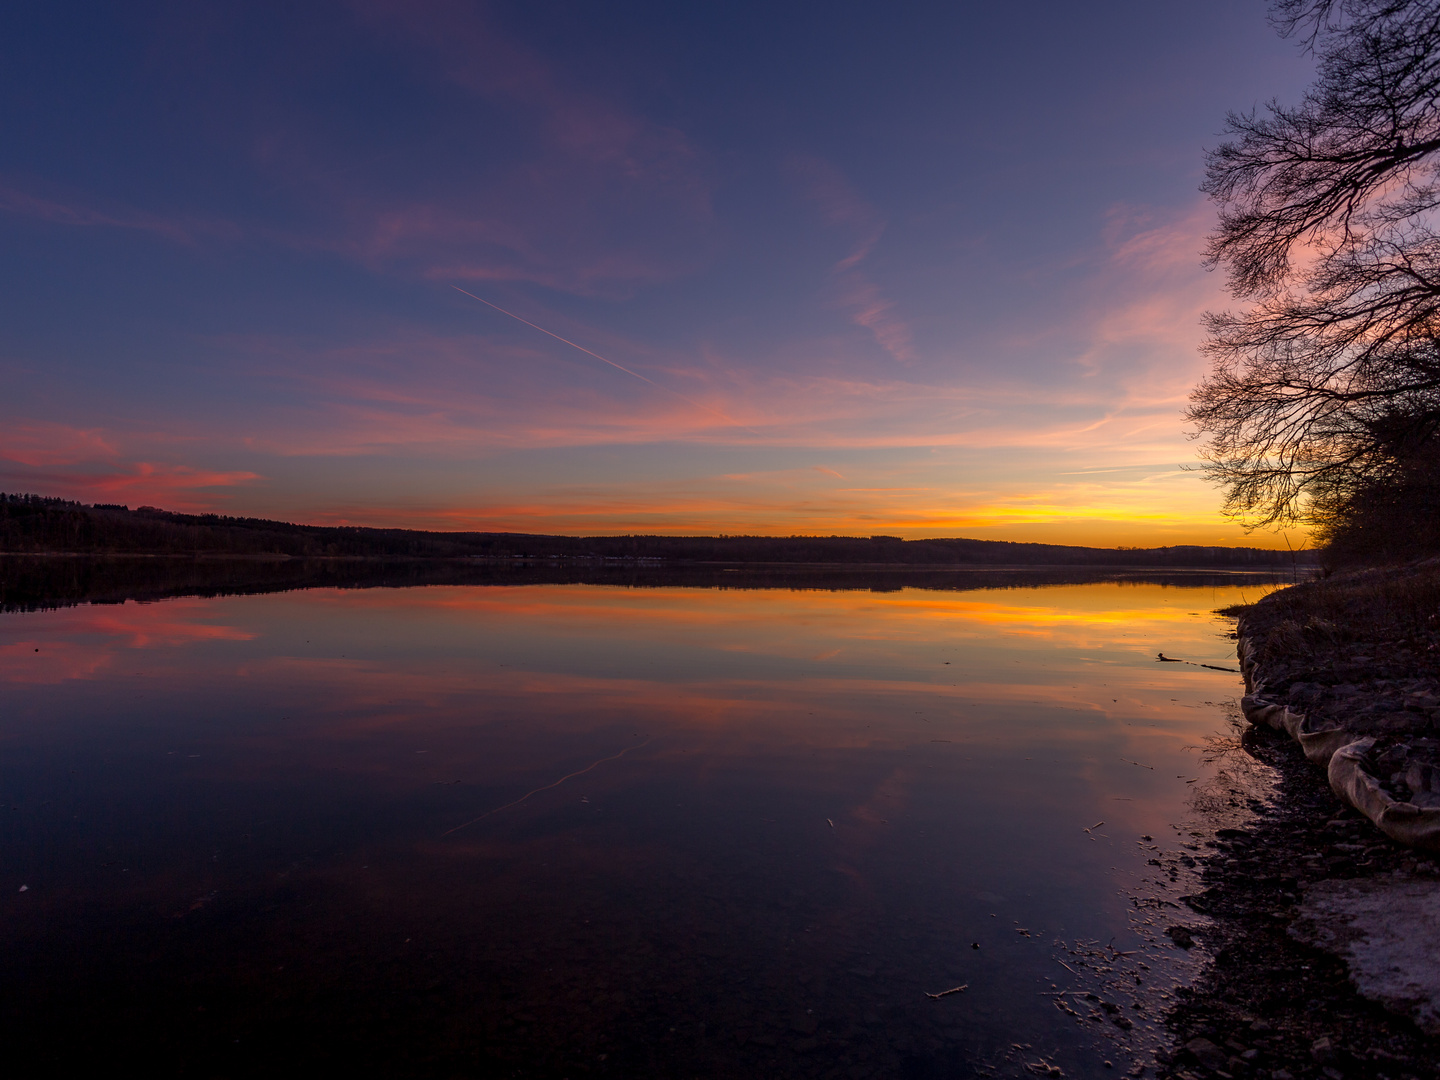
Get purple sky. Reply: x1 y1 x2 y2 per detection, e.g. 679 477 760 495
0 1 1315 544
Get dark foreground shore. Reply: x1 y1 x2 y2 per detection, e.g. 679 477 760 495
1161 565 1440 1080
1161 725 1440 1080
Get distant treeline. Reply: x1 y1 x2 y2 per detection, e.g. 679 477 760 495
0 493 1314 567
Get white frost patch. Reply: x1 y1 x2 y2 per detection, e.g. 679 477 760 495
1290 875 1440 1035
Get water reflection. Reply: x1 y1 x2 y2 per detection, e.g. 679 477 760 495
0 572 1283 1078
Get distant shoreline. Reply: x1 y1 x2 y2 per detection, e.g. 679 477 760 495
1 493 1315 570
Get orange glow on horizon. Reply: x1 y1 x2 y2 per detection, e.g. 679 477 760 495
294 497 1308 550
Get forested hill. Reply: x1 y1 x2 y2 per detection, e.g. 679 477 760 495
0 493 1311 567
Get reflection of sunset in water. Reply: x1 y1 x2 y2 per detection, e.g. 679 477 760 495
275 578 1282 647
0 577 1279 1077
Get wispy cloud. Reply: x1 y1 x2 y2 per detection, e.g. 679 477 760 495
0 182 239 245
786 155 914 363
2 1 717 301
241 0 721 296
185 309 1235 463
1079 200 1223 368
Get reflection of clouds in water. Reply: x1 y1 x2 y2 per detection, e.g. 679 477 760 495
0 640 117 684
272 580 1280 666
0 599 254 683
79 607 256 649
0 579 1267 1075
0 582 1255 826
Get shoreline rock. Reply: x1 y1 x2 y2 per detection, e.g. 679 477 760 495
1236 596 1440 850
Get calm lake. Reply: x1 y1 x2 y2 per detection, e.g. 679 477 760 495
0 567 1285 1078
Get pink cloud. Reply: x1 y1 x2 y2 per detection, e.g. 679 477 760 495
0 420 260 509
1068 200 1231 392
784 155 886 254
0 461 260 511
81 462 261 496
215 323 768 454
1103 201 1214 275
0 423 118 467
835 278 914 364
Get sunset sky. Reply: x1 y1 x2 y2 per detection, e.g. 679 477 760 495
0 2 1315 545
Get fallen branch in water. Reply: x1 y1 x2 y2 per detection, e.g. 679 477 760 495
1157 652 1239 673
925 984 968 999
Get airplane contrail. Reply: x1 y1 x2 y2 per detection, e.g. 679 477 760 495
451 285 747 431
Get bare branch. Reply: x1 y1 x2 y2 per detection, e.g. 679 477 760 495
1191 2 1440 532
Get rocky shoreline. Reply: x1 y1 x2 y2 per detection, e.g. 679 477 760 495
1236 595 1440 852
1160 565 1440 1080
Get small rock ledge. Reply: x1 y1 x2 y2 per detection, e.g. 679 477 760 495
1236 565 1440 851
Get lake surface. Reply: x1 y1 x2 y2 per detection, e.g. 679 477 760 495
0 568 1284 1078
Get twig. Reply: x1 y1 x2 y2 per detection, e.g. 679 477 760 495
1158 652 1239 673
925 984 968 999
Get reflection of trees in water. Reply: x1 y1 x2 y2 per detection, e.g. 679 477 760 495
0 555 1297 615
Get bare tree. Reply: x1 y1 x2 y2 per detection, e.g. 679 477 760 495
1188 0 1440 529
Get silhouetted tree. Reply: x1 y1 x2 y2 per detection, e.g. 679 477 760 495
1188 0 1440 540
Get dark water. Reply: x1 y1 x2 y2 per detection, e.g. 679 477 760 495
0 567 1283 1077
